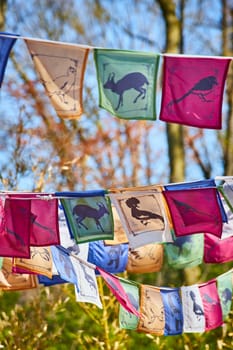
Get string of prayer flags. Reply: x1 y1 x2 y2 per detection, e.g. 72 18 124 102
88 240 128 274
0 32 19 86
119 279 140 330
159 55 231 129
94 48 159 120
109 188 173 249
96 267 140 317
25 38 89 119
217 270 233 321
160 287 183 335
58 190 114 243
126 243 163 274
163 188 223 237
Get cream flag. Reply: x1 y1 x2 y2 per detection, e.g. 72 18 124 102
25 39 89 119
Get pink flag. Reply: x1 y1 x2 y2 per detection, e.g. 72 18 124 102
96 267 140 317
9 193 60 246
25 39 89 119
199 279 223 331
163 188 223 237
159 55 231 129
0 197 31 257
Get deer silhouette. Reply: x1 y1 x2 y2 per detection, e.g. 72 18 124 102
72 202 109 232
125 197 164 226
103 72 149 111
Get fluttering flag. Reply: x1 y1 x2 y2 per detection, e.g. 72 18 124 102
13 246 53 278
104 206 128 245
127 243 163 273
159 55 231 129
25 39 89 119
217 270 233 321
163 188 223 237
51 245 77 284
137 284 165 335
88 240 128 274
0 32 19 86
0 258 38 291
119 278 140 330
160 287 183 335
94 48 159 120
9 193 60 246
58 190 114 243
38 274 67 286
0 196 31 257
97 267 140 317
220 179 233 212
165 234 204 269
109 189 173 249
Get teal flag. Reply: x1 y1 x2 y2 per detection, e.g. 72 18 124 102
94 48 160 120
217 270 233 321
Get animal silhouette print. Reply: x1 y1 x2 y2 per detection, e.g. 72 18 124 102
189 290 204 316
168 75 218 107
72 202 109 232
125 197 164 226
104 72 149 110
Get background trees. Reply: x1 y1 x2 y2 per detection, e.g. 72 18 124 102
0 0 232 348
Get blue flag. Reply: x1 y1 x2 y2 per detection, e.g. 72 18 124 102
160 287 183 335
0 32 19 86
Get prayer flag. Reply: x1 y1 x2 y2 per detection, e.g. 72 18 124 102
119 279 140 330
163 188 223 237
94 48 159 120
88 240 128 274
127 243 163 273
59 191 114 243
51 245 77 284
165 234 204 269
38 274 67 286
25 39 89 119
97 267 140 316
109 189 173 249
160 287 183 335
220 179 233 212
217 270 233 321
159 55 231 129
0 196 31 257
137 284 165 335
0 32 19 86
104 205 128 245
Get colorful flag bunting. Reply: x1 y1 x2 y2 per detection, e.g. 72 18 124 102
160 287 183 335
127 243 163 273
217 270 233 321
94 48 159 120
88 240 128 274
25 39 89 119
137 284 165 335
59 191 114 243
159 55 231 129
97 267 140 317
0 33 19 86
163 188 223 237
119 278 140 330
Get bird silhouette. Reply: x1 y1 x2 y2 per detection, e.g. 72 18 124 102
168 75 218 107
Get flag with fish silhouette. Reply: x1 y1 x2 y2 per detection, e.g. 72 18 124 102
0 33 19 86
204 197 233 263
0 196 31 258
0 258 38 291
58 190 114 243
97 267 140 316
94 48 160 120
12 246 53 278
160 287 183 335
165 234 204 269
217 270 233 321
25 39 89 119
127 243 163 273
51 245 77 284
109 189 173 249
181 285 205 333
163 188 223 237
137 284 165 335
159 55 231 129
119 278 140 330
88 240 128 274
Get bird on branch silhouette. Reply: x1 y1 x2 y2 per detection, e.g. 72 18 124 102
167 75 218 107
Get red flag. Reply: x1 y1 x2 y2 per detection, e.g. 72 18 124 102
163 188 223 237
159 55 231 129
97 267 140 317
